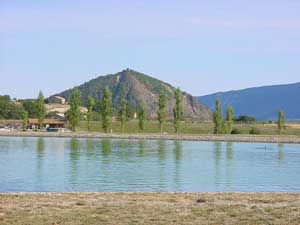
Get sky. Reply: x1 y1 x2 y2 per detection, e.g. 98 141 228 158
1 0 300 99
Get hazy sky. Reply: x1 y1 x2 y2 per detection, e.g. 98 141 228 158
1 0 300 98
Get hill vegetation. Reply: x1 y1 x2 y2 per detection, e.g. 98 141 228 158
198 82 300 121
49 69 212 121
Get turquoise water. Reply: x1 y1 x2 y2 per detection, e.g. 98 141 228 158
0 136 299 192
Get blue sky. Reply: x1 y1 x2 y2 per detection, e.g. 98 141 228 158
1 0 300 98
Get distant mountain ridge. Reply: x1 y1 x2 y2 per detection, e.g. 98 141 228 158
49 69 213 121
198 82 300 121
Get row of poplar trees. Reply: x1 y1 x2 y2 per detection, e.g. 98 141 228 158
213 98 285 135
68 87 184 133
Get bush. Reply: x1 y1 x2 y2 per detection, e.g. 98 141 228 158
234 115 256 124
249 127 260 135
231 128 241 134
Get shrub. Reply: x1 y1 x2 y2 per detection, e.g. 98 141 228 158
231 128 241 134
249 127 260 135
234 115 256 124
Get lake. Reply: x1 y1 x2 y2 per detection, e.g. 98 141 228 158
0 136 299 192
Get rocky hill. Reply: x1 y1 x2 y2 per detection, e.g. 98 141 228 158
49 69 212 121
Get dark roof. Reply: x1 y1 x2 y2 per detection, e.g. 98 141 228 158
28 119 65 125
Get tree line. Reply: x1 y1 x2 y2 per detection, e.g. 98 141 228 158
212 98 285 135
67 86 184 133
0 91 286 135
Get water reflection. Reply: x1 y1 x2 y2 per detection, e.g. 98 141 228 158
173 140 182 162
173 140 182 189
214 142 222 167
36 138 45 181
226 142 233 161
101 139 112 157
70 138 80 161
225 142 234 189
158 140 166 161
1 136 300 193
86 138 95 159
278 143 284 163
36 138 45 159
214 142 222 186
138 140 145 157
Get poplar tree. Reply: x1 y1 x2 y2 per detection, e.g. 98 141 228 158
101 87 112 133
173 88 183 133
37 91 46 129
120 96 127 133
158 94 167 133
69 87 81 132
213 98 223 134
138 100 146 131
87 96 95 132
23 111 28 130
224 105 234 134
278 110 285 135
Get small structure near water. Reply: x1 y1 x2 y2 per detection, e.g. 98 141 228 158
28 119 66 130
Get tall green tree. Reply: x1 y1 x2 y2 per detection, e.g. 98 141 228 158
173 88 183 133
158 94 167 133
120 96 127 132
87 96 96 132
138 100 146 131
22 100 39 118
277 110 285 135
224 105 234 134
213 98 224 134
23 111 28 130
0 95 10 119
69 88 81 132
37 91 46 129
101 87 112 133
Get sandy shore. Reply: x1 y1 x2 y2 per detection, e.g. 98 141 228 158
0 131 300 144
1 193 300 225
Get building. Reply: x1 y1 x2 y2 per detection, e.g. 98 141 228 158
48 96 66 105
28 119 66 129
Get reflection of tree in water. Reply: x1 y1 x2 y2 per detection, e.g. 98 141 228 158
214 142 222 186
138 140 145 157
69 138 81 184
70 138 80 161
278 143 284 163
225 142 234 189
158 140 166 161
37 138 45 159
214 142 222 166
118 140 133 159
173 140 182 162
226 142 233 161
101 139 112 157
86 138 95 159
173 140 182 190
36 138 45 180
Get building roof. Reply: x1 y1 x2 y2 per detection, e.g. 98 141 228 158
28 119 65 125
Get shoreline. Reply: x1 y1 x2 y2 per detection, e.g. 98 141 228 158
1 192 300 224
0 131 300 144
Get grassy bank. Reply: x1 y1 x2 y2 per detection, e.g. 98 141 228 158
1 193 300 225
79 121 300 136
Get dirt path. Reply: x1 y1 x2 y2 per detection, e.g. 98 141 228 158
1 131 300 144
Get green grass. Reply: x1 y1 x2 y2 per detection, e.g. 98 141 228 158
78 120 300 136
